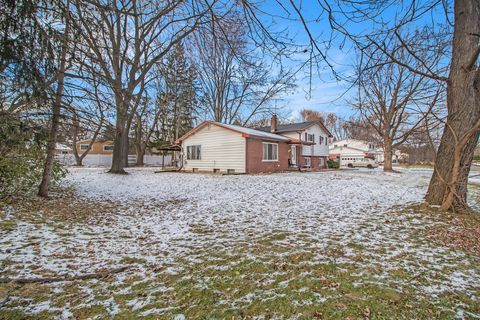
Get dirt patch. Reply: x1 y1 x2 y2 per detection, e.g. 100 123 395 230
0 188 122 224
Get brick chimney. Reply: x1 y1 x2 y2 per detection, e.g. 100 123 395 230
270 114 278 133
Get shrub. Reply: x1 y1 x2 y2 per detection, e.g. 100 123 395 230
0 114 66 199
327 159 339 169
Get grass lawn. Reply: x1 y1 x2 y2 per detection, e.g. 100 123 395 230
0 168 479 319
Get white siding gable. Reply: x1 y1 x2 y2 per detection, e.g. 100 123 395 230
331 139 374 152
182 123 246 173
329 146 366 157
302 124 330 156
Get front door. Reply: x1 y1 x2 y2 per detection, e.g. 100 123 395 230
291 145 297 166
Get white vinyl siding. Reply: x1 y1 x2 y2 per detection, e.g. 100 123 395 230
302 124 329 157
182 123 246 173
302 145 312 156
282 132 301 140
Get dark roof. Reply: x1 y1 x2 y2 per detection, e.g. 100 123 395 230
256 121 333 137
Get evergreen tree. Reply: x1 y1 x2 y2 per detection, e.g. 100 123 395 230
153 43 197 146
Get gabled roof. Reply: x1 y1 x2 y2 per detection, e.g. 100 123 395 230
77 139 113 144
55 143 72 151
176 121 290 143
329 145 367 154
257 121 333 137
220 122 290 141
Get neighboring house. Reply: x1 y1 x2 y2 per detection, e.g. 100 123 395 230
76 139 114 155
175 115 332 174
55 143 73 155
329 139 407 163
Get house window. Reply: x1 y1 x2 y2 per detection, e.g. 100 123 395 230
307 134 314 142
263 143 278 161
304 157 311 167
103 145 113 151
80 144 91 151
186 145 201 160
319 136 324 144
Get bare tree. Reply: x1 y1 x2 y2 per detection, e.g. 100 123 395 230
325 113 349 141
353 42 441 172
66 0 216 174
192 12 294 126
66 77 110 166
241 0 478 211
299 109 325 123
424 1 480 211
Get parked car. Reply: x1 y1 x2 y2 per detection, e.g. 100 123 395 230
340 156 379 169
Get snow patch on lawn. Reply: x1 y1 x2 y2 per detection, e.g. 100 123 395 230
1 167 479 318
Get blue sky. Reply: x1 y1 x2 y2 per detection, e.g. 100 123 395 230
256 0 450 121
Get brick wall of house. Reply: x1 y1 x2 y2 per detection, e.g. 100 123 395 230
311 156 327 170
298 155 327 170
245 138 291 174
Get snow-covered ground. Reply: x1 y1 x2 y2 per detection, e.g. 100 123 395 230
1 168 479 318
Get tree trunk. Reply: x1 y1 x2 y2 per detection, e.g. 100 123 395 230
38 84 65 197
71 112 83 166
124 120 131 167
38 10 69 197
383 138 393 172
75 157 83 166
133 115 145 166
426 0 480 211
136 146 145 166
110 97 128 174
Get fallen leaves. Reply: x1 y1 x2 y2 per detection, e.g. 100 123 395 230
426 212 480 258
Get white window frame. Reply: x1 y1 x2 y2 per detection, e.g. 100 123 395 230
262 142 278 162
80 144 91 151
304 157 311 167
186 145 201 160
103 145 113 151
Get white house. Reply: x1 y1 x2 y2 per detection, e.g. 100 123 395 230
329 139 406 163
175 115 332 174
